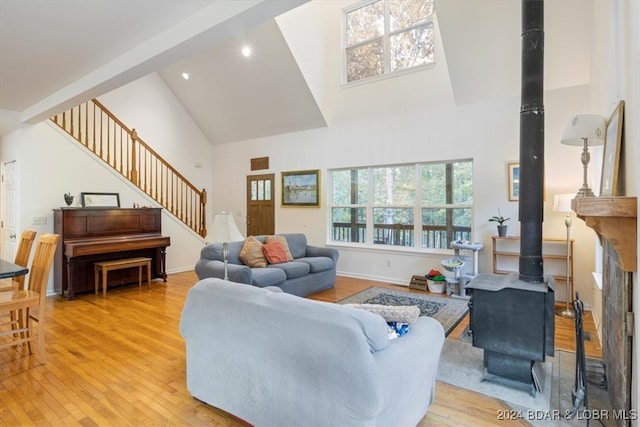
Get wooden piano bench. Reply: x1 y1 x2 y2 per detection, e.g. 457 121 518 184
94 257 152 297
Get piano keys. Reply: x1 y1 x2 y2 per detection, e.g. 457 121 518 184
53 207 171 299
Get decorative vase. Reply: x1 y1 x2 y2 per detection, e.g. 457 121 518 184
497 225 507 237
64 193 74 207
427 279 445 294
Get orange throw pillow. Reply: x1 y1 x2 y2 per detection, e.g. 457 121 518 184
239 236 267 268
262 241 289 264
265 235 294 261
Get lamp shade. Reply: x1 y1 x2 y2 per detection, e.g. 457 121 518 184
560 114 606 146
209 211 244 243
552 193 574 213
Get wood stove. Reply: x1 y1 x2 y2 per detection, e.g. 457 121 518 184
468 273 555 395
465 0 555 396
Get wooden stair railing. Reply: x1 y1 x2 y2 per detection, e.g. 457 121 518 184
50 99 207 238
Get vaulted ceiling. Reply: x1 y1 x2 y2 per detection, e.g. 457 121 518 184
0 0 321 142
0 0 593 143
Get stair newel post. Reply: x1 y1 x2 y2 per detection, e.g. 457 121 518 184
200 189 207 238
130 128 139 185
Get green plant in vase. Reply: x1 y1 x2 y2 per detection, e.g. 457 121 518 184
489 209 510 237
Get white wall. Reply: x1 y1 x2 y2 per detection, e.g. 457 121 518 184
97 73 214 186
0 72 214 294
214 1 599 301
211 85 596 293
591 1 639 415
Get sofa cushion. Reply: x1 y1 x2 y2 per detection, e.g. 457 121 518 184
265 235 294 261
239 236 267 268
296 256 334 273
251 268 286 287
224 241 246 264
268 261 310 279
282 234 307 259
262 241 289 264
200 240 245 264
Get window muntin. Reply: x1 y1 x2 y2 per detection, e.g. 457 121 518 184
344 0 435 83
330 160 473 249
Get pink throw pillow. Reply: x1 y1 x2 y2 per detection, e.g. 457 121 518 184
262 241 289 264
265 235 294 261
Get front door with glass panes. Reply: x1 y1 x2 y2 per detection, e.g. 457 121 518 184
246 174 275 236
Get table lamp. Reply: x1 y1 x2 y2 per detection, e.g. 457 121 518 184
560 114 606 198
209 211 244 280
552 193 575 318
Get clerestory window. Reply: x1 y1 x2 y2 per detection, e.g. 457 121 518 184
329 160 473 250
344 0 435 83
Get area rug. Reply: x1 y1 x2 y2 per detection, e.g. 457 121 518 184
337 286 468 336
437 338 553 412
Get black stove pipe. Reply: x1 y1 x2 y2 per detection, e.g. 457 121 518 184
518 0 545 283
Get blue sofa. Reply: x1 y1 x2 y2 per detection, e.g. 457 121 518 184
180 278 446 426
194 233 339 297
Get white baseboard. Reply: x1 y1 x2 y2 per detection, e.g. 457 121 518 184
336 271 408 287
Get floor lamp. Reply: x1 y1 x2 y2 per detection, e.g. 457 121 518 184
553 194 575 318
208 211 244 280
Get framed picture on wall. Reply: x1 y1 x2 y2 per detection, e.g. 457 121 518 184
508 162 519 201
600 100 624 196
281 169 320 207
81 192 120 208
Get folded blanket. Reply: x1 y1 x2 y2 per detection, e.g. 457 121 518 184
344 303 420 324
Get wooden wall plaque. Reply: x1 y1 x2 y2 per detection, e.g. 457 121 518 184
251 157 269 171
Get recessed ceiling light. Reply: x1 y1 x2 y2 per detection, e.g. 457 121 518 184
241 45 252 57
181 72 190 80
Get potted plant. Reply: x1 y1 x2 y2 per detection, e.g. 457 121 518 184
489 209 510 237
426 269 446 293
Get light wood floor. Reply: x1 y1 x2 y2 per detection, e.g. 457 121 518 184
0 271 601 426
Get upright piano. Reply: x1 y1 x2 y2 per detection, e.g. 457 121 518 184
53 207 171 299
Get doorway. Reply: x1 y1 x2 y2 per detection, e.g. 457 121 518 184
246 173 275 236
1 160 19 260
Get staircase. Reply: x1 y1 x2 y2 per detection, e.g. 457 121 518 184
50 99 207 237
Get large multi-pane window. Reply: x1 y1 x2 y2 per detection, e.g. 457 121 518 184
330 161 473 250
344 0 435 83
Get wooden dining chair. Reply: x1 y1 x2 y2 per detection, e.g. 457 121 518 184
0 233 59 363
0 230 36 338
0 230 36 291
